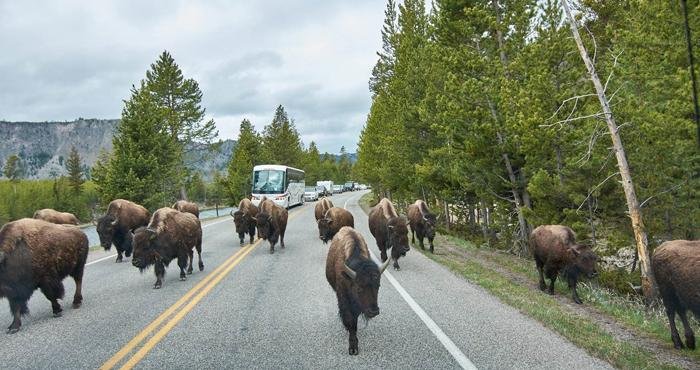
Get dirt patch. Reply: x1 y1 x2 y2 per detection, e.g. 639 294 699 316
433 235 699 370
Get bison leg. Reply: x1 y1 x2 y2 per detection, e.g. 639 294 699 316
154 261 165 289
196 239 204 272
665 306 684 349
269 242 275 254
380 247 388 263
428 237 434 254
340 306 359 355
567 276 582 304
411 228 415 244
186 249 194 275
6 300 25 334
418 234 425 250
39 280 65 317
535 260 546 292
248 225 256 244
678 309 696 350
548 275 557 295
238 232 245 246
178 253 189 281
115 251 124 263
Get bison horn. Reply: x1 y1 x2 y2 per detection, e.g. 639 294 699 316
379 258 391 274
343 264 357 280
111 217 119 226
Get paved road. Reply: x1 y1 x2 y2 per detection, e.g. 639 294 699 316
0 191 611 369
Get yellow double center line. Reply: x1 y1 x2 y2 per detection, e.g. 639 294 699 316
100 240 260 370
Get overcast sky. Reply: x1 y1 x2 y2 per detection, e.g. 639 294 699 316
0 0 387 153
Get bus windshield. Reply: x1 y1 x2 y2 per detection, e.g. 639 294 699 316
252 170 285 194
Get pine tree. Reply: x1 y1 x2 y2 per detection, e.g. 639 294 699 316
66 146 84 194
3 155 21 181
226 119 262 203
303 141 322 184
261 105 304 167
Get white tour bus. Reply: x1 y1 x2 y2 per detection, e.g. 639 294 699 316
251 164 306 209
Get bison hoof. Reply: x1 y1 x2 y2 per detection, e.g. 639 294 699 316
349 347 358 355
180 276 187 281
7 327 19 334
53 311 62 318
187 270 193 275
153 283 162 289
269 248 275 254
72 301 82 309
430 247 434 254
199 263 204 271
574 298 582 304
686 335 696 350
115 256 123 263
539 283 547 291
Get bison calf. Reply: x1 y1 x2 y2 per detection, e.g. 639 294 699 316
33 208 80 225
530 225 597 304
326 227 390 355
172 200 200 218
317 207 354 244
97 199 150 263
256 198 288 254
652 240 700 350
407 200 436 253
232 198 259 246
369 198 410 270
0 219 88 333
132 208 203 289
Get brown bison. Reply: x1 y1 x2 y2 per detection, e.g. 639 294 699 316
652 240 700 350
326 226 390 355
256 198 288 254
314 197 334 221
0 219 88 333
172 200 200 218
231 198 258 246
368 198 410 270
97 199 150 263
407 200 437 253
32 208 80 225
131 208 203 289
529 225 598 304
317 207 354 244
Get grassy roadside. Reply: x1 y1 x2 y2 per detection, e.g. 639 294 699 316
358 193 698 369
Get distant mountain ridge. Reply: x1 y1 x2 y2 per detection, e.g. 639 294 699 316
0 119 235 180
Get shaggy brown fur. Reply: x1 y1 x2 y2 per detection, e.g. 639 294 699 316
314 197 334 221
231 198 259 246
256 198 288 254
131 208 203 289
529 225 598 304
96 199 150 262
32 209 80 225
317 207 355 243
652 240 700 350
368 198 409 270
0 218 88 333
325 227 389 355
172 200 200 218
407 200 437 253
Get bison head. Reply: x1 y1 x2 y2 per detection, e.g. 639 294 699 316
96 214 119 250
343 258 391 318
232 210 246 234
570 245 598 278
255 212 272 240
423 214 437 240
317 218 334 244
387 217 410 256
131 227 160 271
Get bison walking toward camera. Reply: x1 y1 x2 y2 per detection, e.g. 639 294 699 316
0 218 88 333
131 208 203 289
529 225 598 304
317 207 354 243
232 198 258 246
652 239 700 350
172 200 200 218
314 197 334 221
326 226 390 355
256 198 288 254
97 199 150 263
369 198 409 270
32 208 80 225
407 200 436 253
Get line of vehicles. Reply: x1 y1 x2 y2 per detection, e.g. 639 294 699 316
248 164 368 207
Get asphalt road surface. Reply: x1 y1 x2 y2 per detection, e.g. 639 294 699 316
0 191 612 369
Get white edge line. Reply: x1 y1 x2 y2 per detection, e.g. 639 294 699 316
86 217 233 267
346 191 477 370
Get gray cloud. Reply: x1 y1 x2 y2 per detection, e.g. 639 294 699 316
0 0 385 153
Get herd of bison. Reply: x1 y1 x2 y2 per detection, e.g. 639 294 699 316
0 195 697 356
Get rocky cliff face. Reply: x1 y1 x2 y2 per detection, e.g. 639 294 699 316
0 119 234 180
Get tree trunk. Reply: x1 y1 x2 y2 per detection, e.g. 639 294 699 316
555 144 565 186
562 0 658 302
680 0 700 148
586 196 597 248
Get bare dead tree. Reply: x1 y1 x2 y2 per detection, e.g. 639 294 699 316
562 0 658 303
680 0 700 148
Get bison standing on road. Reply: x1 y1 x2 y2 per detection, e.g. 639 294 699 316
256 198 288 254
172 200 200 218
131 208 203 289
369 198 410 270
326 226 390 355
0 218 88 333
97 199 150 263
32 208 80 225
529 225 598 304
652 239 700 350
231 198 258 246
314 197 334 221
407 200 436 253
317 207 354 244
